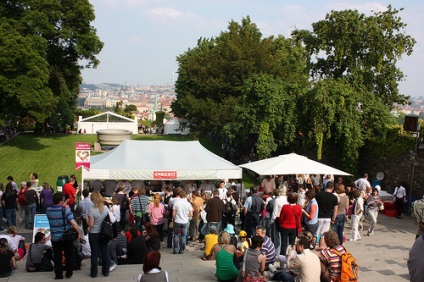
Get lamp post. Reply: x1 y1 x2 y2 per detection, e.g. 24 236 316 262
409 128 420 213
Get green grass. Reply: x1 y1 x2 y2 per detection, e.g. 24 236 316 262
0 133 258 190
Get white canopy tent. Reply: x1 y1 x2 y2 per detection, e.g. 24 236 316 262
239 153 351 176
83 140 242 181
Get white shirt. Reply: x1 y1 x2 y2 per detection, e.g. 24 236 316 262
0 235 17 251
173 198 193 224
218 187 228 200
354 178 371 191
271 195 288 223
394 186 406 199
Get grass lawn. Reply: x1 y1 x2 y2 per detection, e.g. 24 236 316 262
0 133 257 190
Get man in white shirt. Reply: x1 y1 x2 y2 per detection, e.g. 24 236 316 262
217 180 228 200
270 187 288 256
354 173 371 191
262 175 276 195
172 190 193 254
393 182 407 219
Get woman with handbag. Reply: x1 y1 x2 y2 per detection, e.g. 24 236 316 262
279 193 302 255
366 188 382 236
86 191 111 278
239 235 266 282
147 193 165 241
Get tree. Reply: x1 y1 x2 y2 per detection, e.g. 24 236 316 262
292 5 416 106
0 0 103 129
172 17 309 159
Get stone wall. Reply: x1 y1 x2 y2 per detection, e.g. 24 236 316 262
361 149 424 200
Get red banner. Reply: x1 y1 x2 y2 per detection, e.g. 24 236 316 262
75 142 91 170
153 171 177 179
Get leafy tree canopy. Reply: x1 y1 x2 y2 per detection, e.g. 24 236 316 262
0 0 103 130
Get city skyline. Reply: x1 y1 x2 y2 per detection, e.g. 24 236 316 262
81 0 424 97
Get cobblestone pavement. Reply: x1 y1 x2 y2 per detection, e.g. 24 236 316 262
3 211 416 281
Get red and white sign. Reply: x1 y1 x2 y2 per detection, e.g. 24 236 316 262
153 171 177 179
75 142 91 170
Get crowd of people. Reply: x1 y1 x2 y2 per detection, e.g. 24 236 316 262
0 172 422 281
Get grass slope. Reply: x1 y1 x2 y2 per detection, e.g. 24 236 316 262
0 133 256 190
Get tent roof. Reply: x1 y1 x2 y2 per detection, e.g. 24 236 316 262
239 153 351 176
80 111 136 123
84 140 242 180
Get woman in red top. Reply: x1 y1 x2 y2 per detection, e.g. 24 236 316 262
17 182 28 224
279 192 302 255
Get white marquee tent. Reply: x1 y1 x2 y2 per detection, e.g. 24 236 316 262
77 111 138 134
239 153 351 176
83 140 242 181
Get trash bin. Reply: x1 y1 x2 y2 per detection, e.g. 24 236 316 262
56 175 69 192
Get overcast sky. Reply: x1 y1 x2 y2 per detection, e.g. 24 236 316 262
81 0 423 98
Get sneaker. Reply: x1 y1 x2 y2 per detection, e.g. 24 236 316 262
268 264 276 276
110 263 117 272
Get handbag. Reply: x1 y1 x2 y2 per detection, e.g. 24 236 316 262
168 221 174 230
136 195 150 223
61 208 78 242
101 209 114 240
379 201 385 211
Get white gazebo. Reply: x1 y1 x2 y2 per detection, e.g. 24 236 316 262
77 111 138 134
163 118 190 135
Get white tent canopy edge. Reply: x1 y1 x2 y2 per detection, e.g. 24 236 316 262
83 140 242 181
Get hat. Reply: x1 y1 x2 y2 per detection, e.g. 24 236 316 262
209 225 217 232
239 230 247 237
224 224 235 234
375 185 381 191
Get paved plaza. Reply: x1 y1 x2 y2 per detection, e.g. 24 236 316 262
3 211 417 281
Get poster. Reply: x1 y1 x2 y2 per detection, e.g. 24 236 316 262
76 142 91 170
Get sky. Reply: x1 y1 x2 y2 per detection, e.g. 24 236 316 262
81 0 424 98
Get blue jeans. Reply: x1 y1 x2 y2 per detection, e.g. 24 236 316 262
89 233 111 278
333 214 346 245
25 203 36 229
6 208 16 227
173 222 189 254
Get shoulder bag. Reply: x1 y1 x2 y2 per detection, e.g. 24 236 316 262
101 208 114 240
61 207 78 242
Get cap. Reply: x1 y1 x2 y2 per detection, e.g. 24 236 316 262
239 230 247 237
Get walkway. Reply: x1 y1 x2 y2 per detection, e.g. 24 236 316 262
4 211 416 281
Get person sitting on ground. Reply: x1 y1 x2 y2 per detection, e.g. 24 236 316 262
125 222 141 243
108 225 127 266
201 225 218 261
144 222 161 251
255 225 276 266
26 232 53 272
315 230 345 282
212 231 239 282
7 226 26 260
126 227 148 265
137 251 169 282
0 238 17 278
237 230 251 254
238 235 266 282
272 231 321 282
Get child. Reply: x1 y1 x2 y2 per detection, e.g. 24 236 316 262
237 230 251 256
201 225 218 260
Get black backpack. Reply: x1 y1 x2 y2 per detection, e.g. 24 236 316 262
229 234 238 247
224 199 236 216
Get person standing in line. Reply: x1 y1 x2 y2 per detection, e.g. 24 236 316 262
77 189 94 235
39 182 54 214
172 190 193 254
315 182 338 243
333 184 349 244
62 176 79 214
24 182 38 230
147 193 165 242
262 175 276 195
205 189 225 233
17 182 27 225
393 181 406 219
270 187 288 256
46 192 82 280
86 191 112 278
6 176 18 194
2 184 17 227
189 191 203 241
244 186 264 237
29 173 39 188
350 189 363 242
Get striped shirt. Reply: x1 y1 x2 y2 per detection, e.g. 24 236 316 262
46 205 74 242
261 235 276 264
131 195 150 213
321 245 346 280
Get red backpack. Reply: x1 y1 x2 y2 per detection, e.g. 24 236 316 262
332 247 359 282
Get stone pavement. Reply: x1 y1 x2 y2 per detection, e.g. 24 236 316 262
3 212 416 281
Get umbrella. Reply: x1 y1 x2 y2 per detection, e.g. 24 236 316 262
239 153 351 176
